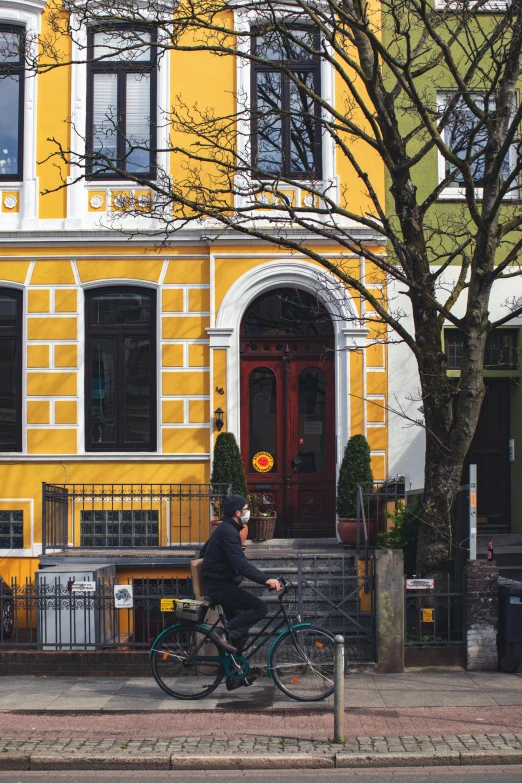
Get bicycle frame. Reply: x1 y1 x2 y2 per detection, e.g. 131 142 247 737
150 588 312 680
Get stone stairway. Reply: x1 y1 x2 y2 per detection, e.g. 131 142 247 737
237 541 376 663
478 533 522 581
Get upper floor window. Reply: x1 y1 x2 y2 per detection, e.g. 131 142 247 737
87 28 157 179
0 26 24 181
85 287 157 451
0 289 22 452
251 27 321 179
445 328 518 370
438 93 516 197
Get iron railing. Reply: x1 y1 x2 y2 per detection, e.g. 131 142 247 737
42 483 232 554
355 479 409 558
0 576 193 649
405 574 465 646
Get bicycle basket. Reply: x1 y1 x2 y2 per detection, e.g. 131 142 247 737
173 598 209 623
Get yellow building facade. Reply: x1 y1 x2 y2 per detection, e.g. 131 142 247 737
0 3 388 586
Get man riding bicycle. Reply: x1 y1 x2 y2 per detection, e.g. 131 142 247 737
200 494 280 689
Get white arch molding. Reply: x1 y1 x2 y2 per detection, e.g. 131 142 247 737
207 259 368 476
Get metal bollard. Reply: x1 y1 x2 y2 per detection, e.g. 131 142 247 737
333 634 345 743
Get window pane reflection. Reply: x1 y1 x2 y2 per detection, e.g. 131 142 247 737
243 289 333 337
256 71 283 173
290 73 316 173
298 367 327 473
249 367 277 472
0 338 17 448
124 337 150 443
90 337 117 444
91 292 151 326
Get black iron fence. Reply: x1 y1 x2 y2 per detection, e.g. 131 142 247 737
0 576 193 649
42 483 232 553
1 556 376 662
355 479 409 557
405 575 465 646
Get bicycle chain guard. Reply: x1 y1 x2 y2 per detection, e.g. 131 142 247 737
224 655 249 680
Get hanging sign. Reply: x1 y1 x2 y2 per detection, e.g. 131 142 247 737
71 581 96 593
406 578 434 591
161 598 176 612
304 421 322 435
252 452 274 473
114 585 133 609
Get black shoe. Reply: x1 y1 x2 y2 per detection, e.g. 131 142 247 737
225 674 259 691
209 628 237 654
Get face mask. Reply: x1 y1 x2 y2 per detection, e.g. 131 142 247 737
240 509 250 523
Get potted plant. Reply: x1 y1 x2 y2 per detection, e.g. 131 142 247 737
247 492 277 542
209 432 248 538
380 474 406 497
336 434 375 545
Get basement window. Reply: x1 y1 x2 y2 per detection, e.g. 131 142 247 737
0 510 23 548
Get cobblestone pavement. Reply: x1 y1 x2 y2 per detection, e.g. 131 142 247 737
1 733 522 756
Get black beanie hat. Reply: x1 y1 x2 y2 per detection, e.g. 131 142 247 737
224 494 248 518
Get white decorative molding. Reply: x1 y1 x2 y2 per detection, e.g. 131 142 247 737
213 258 366 474
3 194 17 209
206 327 234 349
89 194 103 209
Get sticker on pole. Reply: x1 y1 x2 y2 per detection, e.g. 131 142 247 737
114 585 133 609
406 578 434 591
71 581 96 593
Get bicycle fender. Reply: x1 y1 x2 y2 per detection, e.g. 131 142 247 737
148 622 212 658
266 622 311 678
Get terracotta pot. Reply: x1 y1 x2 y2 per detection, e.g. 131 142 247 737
209 519 221 537
337 517 377 545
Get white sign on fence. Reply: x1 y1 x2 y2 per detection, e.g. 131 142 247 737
114 584 133 609
406 578 435 591
71 581 96 593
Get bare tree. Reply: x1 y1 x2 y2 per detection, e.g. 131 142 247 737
38 0 522 574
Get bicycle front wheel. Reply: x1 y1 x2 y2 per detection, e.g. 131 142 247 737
151 624 224 700
271 625 335 701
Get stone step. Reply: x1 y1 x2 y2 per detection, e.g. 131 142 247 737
477 534 522 547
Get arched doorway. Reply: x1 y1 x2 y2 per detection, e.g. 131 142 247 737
240 288 336 538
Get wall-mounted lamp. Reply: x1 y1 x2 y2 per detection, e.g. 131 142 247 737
214 407 225 431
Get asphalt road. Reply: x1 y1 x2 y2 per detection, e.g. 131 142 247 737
1 768 522 782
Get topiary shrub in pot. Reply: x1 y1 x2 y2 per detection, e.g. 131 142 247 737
209 432 248 538
336 434 375 545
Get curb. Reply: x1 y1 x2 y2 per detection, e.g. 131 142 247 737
0 749 521 770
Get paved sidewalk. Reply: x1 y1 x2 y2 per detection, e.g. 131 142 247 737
0 673 521 769
1 671 522 712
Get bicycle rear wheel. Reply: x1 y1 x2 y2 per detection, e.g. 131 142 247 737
270 625 335 701
151 624 224 699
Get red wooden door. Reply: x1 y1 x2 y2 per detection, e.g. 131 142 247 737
240 346 336 537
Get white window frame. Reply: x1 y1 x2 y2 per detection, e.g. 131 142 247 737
0 0 44 229
233 9 339 213
65 18 170 229
437 91 518 201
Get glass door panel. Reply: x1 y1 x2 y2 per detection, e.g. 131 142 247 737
297 366 327 474
248 367 277 472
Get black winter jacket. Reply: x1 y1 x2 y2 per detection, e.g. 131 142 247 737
200 517 268 588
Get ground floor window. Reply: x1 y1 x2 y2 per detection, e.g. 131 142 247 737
0 510 23 548
80 509 159 547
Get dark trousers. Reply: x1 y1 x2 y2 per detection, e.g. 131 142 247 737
207 583 268 644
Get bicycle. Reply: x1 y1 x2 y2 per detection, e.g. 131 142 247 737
149 577 335 702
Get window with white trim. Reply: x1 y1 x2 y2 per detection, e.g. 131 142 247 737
0 26 24 181
87 28 157 179
251 27 322 179
438 92 517 199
